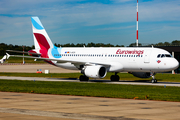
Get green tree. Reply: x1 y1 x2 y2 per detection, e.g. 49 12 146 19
171 40 180 46
164 42 170 46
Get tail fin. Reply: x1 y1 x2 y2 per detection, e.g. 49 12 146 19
31 17 54 58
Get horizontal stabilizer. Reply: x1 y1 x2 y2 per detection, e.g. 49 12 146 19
6 53 10 59
6 50 41 56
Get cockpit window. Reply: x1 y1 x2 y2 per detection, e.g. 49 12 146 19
157 54 161 58
165 54 172 57
161 54 165 58
157 54 172 58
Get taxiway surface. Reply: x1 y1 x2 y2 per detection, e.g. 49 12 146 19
0 63 79 73
1 76 180 87
1 92 180 120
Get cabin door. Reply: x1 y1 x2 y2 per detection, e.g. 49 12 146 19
144 50 151 63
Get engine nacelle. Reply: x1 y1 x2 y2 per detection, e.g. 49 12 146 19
84 65 107 79
131 72 151 78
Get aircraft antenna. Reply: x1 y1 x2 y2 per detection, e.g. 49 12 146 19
136 0 138 47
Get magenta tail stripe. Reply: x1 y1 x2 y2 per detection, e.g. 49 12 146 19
34 33 50 58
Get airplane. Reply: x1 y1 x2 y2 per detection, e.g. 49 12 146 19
0 53 10 63
8 17 179 83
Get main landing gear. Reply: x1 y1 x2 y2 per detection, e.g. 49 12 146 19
110 72 120 82
151 73 157 83
79 75 89 81
79 73 120 82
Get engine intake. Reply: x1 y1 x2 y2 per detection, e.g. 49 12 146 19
84 65 107 79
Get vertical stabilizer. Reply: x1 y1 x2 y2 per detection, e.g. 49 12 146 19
31 17 54 58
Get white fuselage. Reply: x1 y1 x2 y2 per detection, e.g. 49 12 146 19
48 47 179 73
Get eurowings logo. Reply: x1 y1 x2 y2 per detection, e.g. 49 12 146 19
157 60 161 64
116 49 144 55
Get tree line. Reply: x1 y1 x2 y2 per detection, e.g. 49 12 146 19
0 43 33 56
129 40 180 47
54 42 124 47
0 40 180 56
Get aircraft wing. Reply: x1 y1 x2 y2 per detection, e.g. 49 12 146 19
10 55 111 66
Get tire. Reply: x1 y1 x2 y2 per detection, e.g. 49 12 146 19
85 76 89 81
151 79 155 83
111 75 119 81
79 75 89 81
110 75 115 81
79 75 84 81
115 75 119 81
154 79 157 83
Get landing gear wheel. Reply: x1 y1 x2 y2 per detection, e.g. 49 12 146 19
79 75 89 81
151 79 157 83
154 79 157 83
151 72 157 83
110 75 119 82
151 79 155 83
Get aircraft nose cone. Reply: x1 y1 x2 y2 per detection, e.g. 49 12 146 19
172 59 179 70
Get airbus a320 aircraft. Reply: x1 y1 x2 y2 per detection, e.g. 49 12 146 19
8 17 179 83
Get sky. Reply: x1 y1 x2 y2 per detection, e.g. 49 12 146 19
0 0 180 46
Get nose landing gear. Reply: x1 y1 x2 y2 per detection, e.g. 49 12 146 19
151 73 157 83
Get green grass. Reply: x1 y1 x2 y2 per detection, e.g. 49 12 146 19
1 72 180 82
0 79 180 101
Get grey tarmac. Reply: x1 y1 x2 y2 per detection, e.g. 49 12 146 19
0 64 79 73
1 92 180 120
1 76 180 87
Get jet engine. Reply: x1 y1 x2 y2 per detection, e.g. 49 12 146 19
83 65 107 79
131 72 151 78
